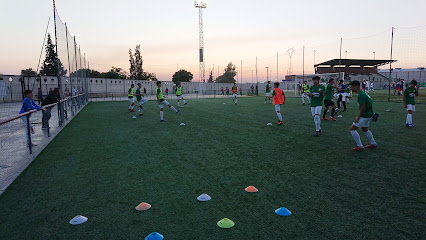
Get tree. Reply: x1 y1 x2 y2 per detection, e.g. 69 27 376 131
89 70 103 78
172 70 193 83
128 48 136 79
207 71 214 83
215 62 236 83
21 68 37 76
40 34 67 77
134 45 143 79
104 66 127 79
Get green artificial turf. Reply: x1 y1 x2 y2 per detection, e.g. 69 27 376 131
0 95 425 239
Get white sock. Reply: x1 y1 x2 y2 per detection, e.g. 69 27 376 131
160 111 163 120
314 115 321 131
178 101 180 107
183 100 186 104
235 99 237 104
277 112 282 121
302 96 305 104
350 130 363 147
407 113 412 124
364 130 377 146
170 106 177 112
308 98 311 104
130 106 134 110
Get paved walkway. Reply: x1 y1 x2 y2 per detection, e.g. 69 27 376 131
0 102 86 195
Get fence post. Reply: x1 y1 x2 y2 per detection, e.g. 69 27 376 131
26 115 32 154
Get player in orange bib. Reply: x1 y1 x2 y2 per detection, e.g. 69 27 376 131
232 83 238 105
272 82 285 125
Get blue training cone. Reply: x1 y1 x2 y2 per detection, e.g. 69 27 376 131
197 193 211 201
145 232 164 240
275 207 291 216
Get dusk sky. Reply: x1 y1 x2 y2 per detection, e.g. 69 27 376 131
1 0 425 82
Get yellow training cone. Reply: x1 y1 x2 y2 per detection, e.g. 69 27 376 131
136 202 151 211
245 185 258 192
217 218 235 229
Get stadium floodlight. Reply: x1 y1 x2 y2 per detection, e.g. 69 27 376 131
8 77 13 82
194 0 207 8
195 0 207 82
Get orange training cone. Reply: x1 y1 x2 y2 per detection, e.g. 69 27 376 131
136 202 151 211
245 185 258 192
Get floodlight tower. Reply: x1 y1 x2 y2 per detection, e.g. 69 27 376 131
195 0 207 82
287 48 295 76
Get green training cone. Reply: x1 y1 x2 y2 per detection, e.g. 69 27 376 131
217 218 235 229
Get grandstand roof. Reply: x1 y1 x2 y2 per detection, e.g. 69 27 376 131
315 59 396 68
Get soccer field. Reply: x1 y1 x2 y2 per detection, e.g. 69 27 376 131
0 96 424 239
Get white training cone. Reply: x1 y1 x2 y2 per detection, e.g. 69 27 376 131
180 123 185 126
197 194 211 201
69 215 88 225
132 116 137 119
337 115 343 118
223 103 226 104
267 123 272 126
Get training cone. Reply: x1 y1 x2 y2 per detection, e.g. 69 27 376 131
217 218 235 229
136 202 151 211
245 185 258 192
197 194 211 201
267 123 272 125
69 215 88 225
180 123 185 125
145 232 164 240
132 116 137 118
275 207 291 216
223 103 226 104
337 115 343 118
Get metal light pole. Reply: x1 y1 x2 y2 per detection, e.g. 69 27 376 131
266 67 269 81
195 0 207 83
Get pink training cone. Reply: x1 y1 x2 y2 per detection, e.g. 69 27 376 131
136 202 151 211
245 185 258 192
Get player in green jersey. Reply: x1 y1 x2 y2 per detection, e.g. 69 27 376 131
135 83 148 116
348 80 377 151
403 80 419 127
156 81 179 121
309 76 325 136
176 83 187 107
322 79 338 121
265 81 272 104
128 84 135 112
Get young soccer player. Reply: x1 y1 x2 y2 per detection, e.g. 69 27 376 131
403 80 419 127
309 76 325 136
226 87 230 96
345 86 351 104
221 87 224 95
272 82 285 125
232 83 238 105
337 80 347 112
156 81 179 121
19 90 46 146
265 81 272 104
323 79 337 121
175 83 187 108
348 80 377 151
135 83 148 116
128 83 135 112
301 80 310 105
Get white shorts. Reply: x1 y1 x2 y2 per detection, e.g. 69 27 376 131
159 100 170 108
275 104 281 112
311 106 322 116
177 95 183 100
302 92 309 97
233 93 237 97
138 97 148 105
339 93 346 101
353 117 372 128
266 93 270 97
407 104 416 111
129 97 134 103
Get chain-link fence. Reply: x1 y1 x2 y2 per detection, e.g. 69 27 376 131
0 3 89 194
